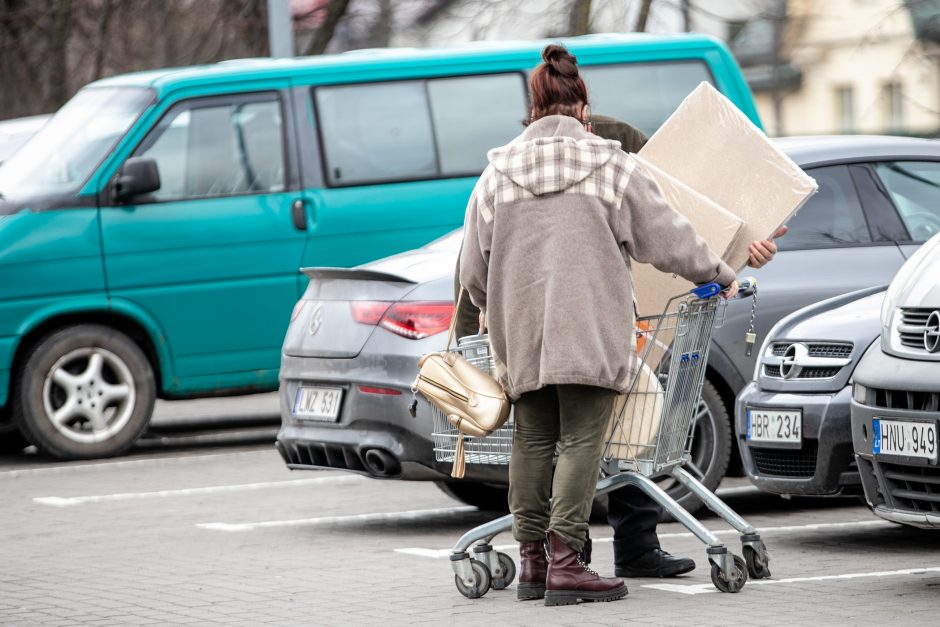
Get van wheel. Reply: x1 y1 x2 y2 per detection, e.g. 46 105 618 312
657 379 732 519
14 325 155 460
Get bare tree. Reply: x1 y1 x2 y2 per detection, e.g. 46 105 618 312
302 0 353 55
634 0 653 32
568 0 591 36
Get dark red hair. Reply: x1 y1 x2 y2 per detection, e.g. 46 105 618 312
527 43 589 124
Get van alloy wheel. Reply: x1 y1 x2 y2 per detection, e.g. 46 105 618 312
14 325 155 460
42 347 137 444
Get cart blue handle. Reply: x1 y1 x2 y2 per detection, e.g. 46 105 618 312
690 277 757 300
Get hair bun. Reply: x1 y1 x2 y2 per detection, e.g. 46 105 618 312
541 43 579 79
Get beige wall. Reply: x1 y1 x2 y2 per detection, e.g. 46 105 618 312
759 0 940 136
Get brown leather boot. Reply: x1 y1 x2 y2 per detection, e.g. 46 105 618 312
517 540 548 600
544 531 628 606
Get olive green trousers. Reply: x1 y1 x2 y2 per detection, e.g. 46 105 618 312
509 384 615 551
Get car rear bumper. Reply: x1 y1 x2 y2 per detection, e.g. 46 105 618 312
275 353 509 483
735 383 860 496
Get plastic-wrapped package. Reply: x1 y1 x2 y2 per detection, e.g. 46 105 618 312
632 81 818 317
631 154 744 318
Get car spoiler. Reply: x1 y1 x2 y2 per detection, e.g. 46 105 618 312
301 267 418 284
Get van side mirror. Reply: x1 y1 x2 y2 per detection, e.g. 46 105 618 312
113 157 161 203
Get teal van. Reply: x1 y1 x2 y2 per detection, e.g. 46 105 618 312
0 34 760 459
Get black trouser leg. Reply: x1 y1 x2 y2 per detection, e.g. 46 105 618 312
607 483 662 564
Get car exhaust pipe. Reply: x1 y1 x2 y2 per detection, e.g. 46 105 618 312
362 448 402 477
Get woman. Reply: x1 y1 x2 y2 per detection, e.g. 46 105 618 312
459 43 737 607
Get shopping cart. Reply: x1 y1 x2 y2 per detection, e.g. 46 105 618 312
434 280 771 598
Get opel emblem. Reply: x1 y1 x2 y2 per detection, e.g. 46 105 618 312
780 343 809 379
925 310 940 353
308 304 324 336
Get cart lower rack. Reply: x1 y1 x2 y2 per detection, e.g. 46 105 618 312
433 281 771 597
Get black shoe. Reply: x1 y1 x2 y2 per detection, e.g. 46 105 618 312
615 548 695 578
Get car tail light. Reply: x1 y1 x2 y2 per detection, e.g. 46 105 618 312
380 302 454 339
351 301 454 340
351 301 392 325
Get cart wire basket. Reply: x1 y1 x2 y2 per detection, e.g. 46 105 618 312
431 334 514 467
443 280 773 599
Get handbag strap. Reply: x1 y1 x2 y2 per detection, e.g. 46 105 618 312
445 288 465 351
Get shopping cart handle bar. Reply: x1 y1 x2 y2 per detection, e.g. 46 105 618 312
690 283 721 299
689 277 757 300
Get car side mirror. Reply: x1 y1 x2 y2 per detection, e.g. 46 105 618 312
113 157 161 203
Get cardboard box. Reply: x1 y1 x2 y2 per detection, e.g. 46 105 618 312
631 81 818 317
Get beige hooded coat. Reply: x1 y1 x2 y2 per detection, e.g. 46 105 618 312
459 115 735 400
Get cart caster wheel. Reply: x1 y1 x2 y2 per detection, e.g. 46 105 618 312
490 552 517 590
455 558 492 599
743 544 771 579
710 555 747 593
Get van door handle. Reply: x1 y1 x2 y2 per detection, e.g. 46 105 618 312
291 199 307 231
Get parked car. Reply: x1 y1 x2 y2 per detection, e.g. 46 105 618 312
735 286 883 497
0 33 760 459
852 232 940 528
0 114 50 165
276 133 940 512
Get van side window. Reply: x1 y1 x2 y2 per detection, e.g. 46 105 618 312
873 161 940 243
314 73 527 186
315 81 437 185
428 74 527 175
581 61 713 137
134 98 285 201
776 165 872 250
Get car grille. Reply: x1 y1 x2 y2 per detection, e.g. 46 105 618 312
763 342 852 380
770 342 852 358
861 386 940 411
751 440 818 477
876 461 940 513
897 308 935 351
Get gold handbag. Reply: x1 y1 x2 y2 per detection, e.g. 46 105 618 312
414 292 510 479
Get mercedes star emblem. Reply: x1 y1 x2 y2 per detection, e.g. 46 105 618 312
925 310 940 353
308 304 324 336
780 343 809 379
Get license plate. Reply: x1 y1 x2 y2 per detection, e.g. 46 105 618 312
746 408 802 444
293 386 343 421
873 418 938 461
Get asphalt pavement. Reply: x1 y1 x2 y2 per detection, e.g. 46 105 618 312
2 396 940 626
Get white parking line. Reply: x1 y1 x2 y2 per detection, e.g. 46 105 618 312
0 449 277 478
33 475 364 507
644 566 940 595
394 519 893 559
197 506 478 532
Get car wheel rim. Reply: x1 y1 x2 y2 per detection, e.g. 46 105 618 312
41 347 136 444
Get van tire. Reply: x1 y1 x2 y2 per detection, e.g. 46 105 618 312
658 379 732 519
13 325 156 460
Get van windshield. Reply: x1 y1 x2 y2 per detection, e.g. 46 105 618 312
0 87 153 199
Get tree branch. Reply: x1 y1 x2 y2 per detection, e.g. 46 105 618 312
303 0 351 55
